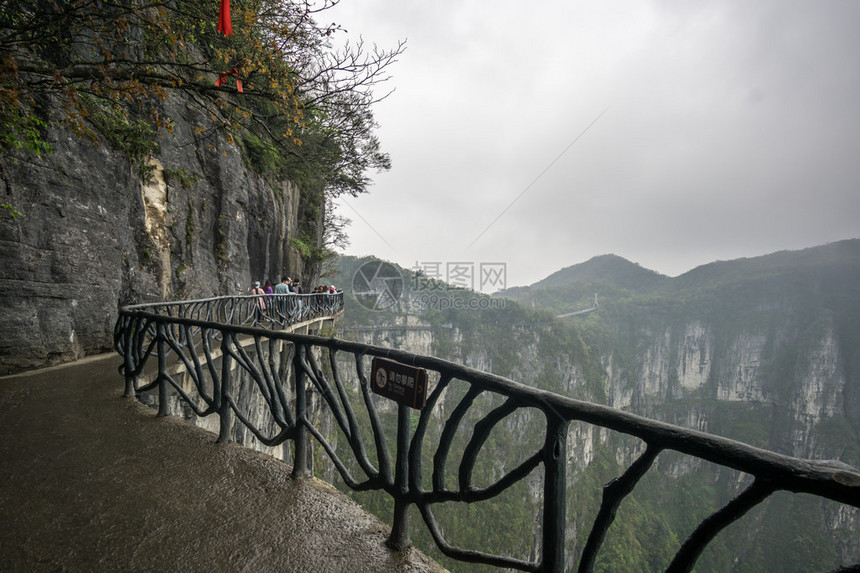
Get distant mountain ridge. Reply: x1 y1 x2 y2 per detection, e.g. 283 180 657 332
672 238 860 290
504 239 860 299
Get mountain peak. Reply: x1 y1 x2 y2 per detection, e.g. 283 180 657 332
529 254 668 291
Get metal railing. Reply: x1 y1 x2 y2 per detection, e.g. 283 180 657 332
123 291 345 329
113 296 860 572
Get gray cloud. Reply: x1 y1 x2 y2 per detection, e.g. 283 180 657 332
329 0 860 288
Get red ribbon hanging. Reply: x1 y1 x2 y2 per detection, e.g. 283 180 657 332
218 0 232 36
215 1 240 93
216 68 243 92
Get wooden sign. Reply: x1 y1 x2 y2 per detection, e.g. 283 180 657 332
370 356 428 410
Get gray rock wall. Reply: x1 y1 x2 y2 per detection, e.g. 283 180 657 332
0 95 309 373
345 314 860 568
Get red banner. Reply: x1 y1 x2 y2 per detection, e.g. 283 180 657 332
218 0 232 36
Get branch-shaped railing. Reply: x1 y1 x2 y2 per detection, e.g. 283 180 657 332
113 296 860 572
127 291 345 329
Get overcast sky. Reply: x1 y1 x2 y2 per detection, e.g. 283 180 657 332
325 0 860 291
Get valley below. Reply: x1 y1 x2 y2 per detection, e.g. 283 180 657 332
325 244 860 572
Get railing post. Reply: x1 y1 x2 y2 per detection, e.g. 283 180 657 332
387 402 412 550
122 318 137 398
156 322 169 417
217 333 233 444
292 344 311 478
542 413 569 572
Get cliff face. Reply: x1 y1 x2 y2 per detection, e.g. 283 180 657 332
0 94 308 373
341 309 859 571
347 309 850 464
601 318 849 460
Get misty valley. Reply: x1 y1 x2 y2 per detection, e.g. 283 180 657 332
318 241 860 572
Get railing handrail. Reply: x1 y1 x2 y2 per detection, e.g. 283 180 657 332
118 292 344 333
117 308 860 508
122 291 343 311
114 298 860 572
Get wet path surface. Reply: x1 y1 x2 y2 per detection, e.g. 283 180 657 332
0 354 443 572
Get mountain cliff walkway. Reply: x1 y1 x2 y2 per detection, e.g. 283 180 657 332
109 293 860 572
4 292 859 571
0 350 442 572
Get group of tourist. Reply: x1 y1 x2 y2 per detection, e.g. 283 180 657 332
249 276 339 323
251 277 339 297
252 276 302 296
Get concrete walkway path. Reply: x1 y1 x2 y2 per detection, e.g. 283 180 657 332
0 354 444 572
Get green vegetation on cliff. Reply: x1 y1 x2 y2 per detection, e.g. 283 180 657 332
0 2 400 369
1 0 401 208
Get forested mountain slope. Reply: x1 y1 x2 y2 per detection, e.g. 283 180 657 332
329 246 860 572
500 239 860 461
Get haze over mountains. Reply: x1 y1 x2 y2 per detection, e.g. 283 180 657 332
332 239 860 571
500 238 860 315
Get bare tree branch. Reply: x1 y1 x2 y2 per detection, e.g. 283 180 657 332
1 0 405 196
